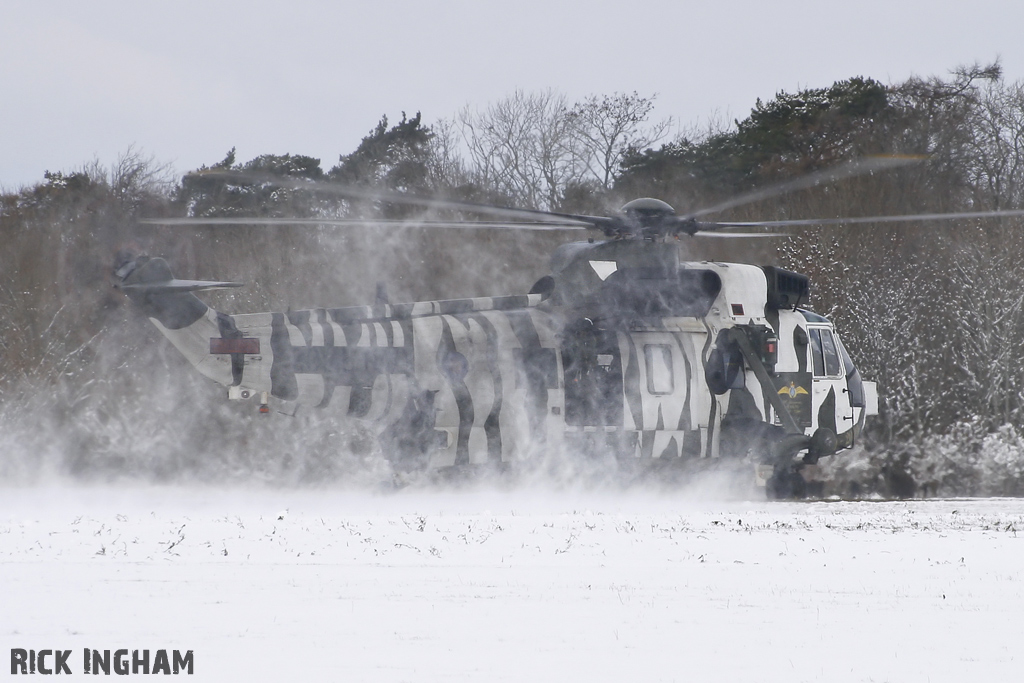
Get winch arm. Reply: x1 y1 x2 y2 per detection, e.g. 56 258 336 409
724 327 803 435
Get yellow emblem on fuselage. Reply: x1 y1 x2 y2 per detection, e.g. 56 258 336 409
778 382 809 399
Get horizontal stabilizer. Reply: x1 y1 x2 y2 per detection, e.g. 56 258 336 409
117 279 244 294
115 255 244 294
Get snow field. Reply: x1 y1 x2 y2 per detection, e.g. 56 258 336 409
1 487 1022 681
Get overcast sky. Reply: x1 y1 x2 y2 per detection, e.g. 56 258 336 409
3 0 1022 190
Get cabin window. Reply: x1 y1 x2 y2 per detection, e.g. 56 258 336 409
809 328 825 377
644 344 674 394
820 330 842 377
809 327 842 378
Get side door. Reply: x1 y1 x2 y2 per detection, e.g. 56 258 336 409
806 325 855 445
561 320 624 426
627 330 703 459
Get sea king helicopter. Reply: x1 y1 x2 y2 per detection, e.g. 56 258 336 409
114 156 1024 496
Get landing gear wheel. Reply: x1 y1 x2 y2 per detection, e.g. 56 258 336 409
766 464 807 500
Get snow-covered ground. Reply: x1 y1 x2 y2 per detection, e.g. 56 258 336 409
2 486 1022 681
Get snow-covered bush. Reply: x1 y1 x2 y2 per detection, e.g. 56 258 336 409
819 419 1024 498
974 424 1024 496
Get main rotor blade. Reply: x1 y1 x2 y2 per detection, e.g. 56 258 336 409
186 170 604 228
140 217 588 231
683 155 927 220
710 208 1024 229
691 231 791 238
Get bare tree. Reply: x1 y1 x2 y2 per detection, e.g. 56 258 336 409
425 116 473 192
965 77 1024 210
110 145 176 210
458 89 582 209
567 92 672 190
454 90 669 210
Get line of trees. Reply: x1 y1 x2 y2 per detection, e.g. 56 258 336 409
4 64 1024 493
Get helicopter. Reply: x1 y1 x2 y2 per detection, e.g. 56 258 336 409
114 156 1024 497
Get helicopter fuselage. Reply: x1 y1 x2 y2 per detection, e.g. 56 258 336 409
121 240 876 490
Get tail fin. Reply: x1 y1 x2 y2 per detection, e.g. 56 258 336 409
115 254 241 330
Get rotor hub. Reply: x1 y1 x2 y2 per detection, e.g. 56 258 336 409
617 198 679 238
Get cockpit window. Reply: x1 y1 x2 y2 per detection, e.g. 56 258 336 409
836 334 866 407
836 334 856 376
